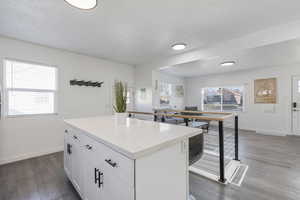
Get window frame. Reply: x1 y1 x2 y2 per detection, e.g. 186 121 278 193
159 82 173 106
2 58 58 117
201 85 245 112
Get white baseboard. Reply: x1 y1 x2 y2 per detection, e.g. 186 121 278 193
0 146 64 165
287 132 300 136
189 166 222 184
255 129 287 136
210 123 287 136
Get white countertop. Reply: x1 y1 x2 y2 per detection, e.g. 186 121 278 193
64 116 202 159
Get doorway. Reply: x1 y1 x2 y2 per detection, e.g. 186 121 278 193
292 76 300 135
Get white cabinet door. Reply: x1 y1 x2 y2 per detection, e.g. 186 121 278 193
64 130 72 179
83 141 104 200
101 151 134 200
71 132 84 198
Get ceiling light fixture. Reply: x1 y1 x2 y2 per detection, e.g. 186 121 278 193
220 61 236 67
159 66 172 70
64 0 97 10
172 43 187 51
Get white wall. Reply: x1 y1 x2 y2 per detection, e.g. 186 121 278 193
185 64 300 136
134 64 156 112
135 64 156 89
0 36 135 164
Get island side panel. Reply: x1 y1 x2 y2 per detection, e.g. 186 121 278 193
135 139 189 200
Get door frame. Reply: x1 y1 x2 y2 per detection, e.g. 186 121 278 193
291 75 300 135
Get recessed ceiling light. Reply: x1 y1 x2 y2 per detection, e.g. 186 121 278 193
159 66 172 70
64 0 97 10
220 61 236 67
172 43 187 51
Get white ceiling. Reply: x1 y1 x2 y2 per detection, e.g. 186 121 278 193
2 0 300 65
160 39 300 77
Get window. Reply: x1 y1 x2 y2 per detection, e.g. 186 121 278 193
126 87 134 104
160 82 172 105
202 87 222 111
202 86 244 111
4 60 57 116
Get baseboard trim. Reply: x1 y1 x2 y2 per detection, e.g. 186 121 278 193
210 124 286 136
0 146 64 165
254 129 287 136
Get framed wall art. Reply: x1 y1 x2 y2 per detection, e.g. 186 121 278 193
254 78 277 104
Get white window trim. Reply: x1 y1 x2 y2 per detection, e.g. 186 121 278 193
201 85 245 112
2 58 58 118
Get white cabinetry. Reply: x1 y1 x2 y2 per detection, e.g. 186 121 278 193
71 132 84 197
64 128 84 198
83 136 104 200
64 130 72 179
64 128 134 200
64 122 190 200
96 140 134 200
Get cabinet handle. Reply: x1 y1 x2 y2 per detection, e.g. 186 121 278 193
94 168 103 188
105 159 117 168
67 144 72 154
73 135 78 140
95 168 99 184
85 145 92 150
98 171 104 188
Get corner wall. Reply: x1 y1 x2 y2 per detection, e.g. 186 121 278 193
134 63 186 112
152 71 185 109
0 36 135 164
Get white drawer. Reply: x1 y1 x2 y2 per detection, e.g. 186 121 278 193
81 133 102 156
96 142 134 187
65 126 86 145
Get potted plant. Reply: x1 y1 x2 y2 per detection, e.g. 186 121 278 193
113 80 128 118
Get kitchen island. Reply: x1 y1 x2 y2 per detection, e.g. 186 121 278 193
64 116 202 200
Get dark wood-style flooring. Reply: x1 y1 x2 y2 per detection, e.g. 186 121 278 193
191 129 300 200
1 129 300 200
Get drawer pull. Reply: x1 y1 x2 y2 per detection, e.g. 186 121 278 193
85 145 92 150
65 129 68 133
98 171 104 188
95 168 99 184
105 159 117 168
67 144 72 154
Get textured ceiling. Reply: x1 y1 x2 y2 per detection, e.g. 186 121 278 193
1 0 300 65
